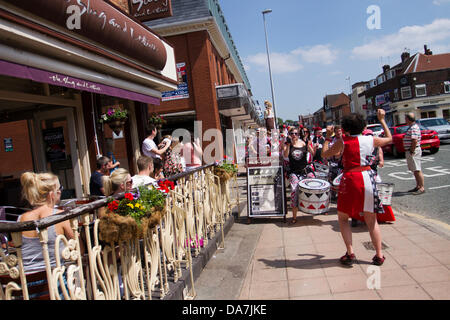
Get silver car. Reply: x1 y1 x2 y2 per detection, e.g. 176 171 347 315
416 118 450 141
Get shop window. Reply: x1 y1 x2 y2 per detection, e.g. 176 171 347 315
401 86 412 99
415 84 427 97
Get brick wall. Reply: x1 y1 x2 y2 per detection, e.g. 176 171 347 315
149 30 240 160
0 120 33 178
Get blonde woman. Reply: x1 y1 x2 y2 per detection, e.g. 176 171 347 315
18 172 74 273
102 168 133 197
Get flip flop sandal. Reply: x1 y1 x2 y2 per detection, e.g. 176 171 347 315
340 252 356 266
290 219 297 224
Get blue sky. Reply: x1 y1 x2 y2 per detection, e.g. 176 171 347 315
218 0 450 121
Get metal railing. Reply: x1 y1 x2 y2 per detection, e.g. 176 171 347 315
0 164 240 300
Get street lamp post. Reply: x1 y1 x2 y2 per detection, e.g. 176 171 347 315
262 9 278 130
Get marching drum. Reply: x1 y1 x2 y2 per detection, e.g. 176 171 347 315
313 162 329 181
331 173 343 193
298 179 331 215
376 183 395 206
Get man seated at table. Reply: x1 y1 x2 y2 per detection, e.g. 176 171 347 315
89 156 110 196
132 156 157 189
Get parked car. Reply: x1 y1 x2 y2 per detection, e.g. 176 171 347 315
381 124 440 157
416 118 450 142
366 124 384 137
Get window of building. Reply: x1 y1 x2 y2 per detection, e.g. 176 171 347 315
387 70 396 80
444 81 450 93
394 89 399 101
443 109 450 120
421 111 437 119
401 86 412 99
394 114 400 125
377 75 386 85
415 84 427 97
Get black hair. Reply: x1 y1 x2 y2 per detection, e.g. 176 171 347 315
153 158 163 171
341 113 367 135
147 124 157 135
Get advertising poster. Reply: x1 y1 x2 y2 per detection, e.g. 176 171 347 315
43 127 66 162
162 62 189 101
4 138 13 152
247 166 286 218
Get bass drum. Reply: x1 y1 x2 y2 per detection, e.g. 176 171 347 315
298 179 331 215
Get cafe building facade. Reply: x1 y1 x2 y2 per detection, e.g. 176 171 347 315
0 0 177 206
140 0 263 161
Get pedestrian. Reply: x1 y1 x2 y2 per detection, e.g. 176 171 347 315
404 113 425 195
89 156 111 196
321 109 392 266
264 100 275 133
162 136 185 177
182 133 203 172
312 127 326 164
283 127 315 224
142 124 171 160
132 156 157 189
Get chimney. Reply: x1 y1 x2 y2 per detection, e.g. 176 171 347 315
424 45 433 55
382 65 390 73
401 52 410 63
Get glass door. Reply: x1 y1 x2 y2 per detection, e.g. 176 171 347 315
33 108 83 200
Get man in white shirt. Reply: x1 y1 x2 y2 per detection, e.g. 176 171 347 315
132 156 158 189
142 124 170 159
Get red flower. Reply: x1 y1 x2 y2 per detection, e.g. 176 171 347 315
124 193 134 201
108 200 119 212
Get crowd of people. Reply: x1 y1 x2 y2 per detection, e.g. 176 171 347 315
88 124 203 199
246 109 401 266
10 110 425 282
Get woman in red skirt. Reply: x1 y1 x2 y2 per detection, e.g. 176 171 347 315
322 109 392 266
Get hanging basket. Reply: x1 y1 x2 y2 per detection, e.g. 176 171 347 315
106 119 126 135
99 206 166 243
214 167 236 182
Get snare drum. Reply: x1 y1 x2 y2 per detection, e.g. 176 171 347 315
298 179 331 215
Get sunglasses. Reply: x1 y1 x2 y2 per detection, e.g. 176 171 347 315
290 132 299 136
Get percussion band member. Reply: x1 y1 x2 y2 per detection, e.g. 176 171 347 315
321 109 392 266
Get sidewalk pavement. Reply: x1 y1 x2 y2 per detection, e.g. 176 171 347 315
194 180 450 300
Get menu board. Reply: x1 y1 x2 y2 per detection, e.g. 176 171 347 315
247 166 286 218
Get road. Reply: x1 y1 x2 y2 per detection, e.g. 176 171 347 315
378 141 450 225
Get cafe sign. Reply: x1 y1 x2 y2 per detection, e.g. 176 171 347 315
4 0 168 71
128 0 173 22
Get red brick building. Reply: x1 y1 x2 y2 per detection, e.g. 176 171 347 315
360 48 450 126
143 0 261 161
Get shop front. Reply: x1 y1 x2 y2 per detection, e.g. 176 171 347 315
0 0 177 206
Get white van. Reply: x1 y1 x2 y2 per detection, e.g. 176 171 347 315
416 118 450 141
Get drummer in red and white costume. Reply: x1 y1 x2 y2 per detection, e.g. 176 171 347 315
322 109 392 266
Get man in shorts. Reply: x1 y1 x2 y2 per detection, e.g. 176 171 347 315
404 112 425 195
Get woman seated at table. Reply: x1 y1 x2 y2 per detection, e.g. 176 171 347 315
97 168 133 218
18 172 74 273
